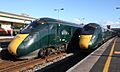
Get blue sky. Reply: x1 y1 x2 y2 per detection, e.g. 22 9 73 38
0 0 120 28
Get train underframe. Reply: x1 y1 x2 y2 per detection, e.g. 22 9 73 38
38 44 68 58
17 44 68 59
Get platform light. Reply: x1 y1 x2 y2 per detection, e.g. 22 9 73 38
116 7 120 9
54 8 64 19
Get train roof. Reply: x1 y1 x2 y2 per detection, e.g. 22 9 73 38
85 23 100 27
36 17 84 28
86 23 115 32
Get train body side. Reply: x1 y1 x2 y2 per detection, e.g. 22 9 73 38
8 18 83 58
79 23 116 49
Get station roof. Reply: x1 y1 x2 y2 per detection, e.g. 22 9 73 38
0 11 36 23
0 11 36 20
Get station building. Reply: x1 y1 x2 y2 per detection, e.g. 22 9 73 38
0 11 36 36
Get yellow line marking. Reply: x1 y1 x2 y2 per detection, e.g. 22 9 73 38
103 39 116 72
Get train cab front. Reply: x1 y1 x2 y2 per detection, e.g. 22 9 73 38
8 34 29 57
79 24 96 49
8 21 39 58
79 35 92 49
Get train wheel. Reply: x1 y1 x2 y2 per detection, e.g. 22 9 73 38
58 44 68 52
45 48 52 56
38 48 46 58
38 48 56 58
64 44 68 51
46 48 56 56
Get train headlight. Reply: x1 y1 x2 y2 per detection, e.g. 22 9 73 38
89 35 95 45
23 35 36 48
89 42 92 45
92 35 95 39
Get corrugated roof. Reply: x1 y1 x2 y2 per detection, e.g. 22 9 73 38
0 11 36 21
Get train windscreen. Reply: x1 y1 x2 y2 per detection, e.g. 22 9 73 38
82 24 96 35
20 21 40 34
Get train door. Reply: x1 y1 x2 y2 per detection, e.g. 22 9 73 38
33 32 40 50
39 23 49 48
95 27 102 44
59 24 71 44
55 24 61 45
48 24 56 46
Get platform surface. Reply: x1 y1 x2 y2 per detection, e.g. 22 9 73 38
0 36 14 39
67 37 120 72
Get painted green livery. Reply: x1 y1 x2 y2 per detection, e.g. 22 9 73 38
8 17 83 58
79 23 116 49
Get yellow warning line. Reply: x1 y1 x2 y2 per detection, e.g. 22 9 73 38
103 39 116 72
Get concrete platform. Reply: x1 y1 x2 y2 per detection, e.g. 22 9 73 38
0 36 14 42
0 36 14 39
0 36 14 49
67 37 120 72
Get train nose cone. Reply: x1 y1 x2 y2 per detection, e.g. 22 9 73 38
8 34 29 56
79 35 92 49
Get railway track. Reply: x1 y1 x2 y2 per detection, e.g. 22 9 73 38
0 45 94 72
0 39 102 72
0 43 96 72
0 41 93 72
0 52 73 72
41 38 114 72
40 50 93 72
0 39 74 72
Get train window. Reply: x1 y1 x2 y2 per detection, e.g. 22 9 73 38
20 21 48 34
23 22 39 30
82 25 96 34
29 22 40 29
61 30 68 35
49 25 54 30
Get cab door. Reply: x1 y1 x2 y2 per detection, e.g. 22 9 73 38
48 24 56 46
59 24 71 44
39 24 49 48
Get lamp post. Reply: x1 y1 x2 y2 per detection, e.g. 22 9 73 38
80 18 85 24
54 8 64 19
116 7 120 23
77 18 85 24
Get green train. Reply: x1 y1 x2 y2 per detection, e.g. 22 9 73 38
8 17 83 59
79 23 116 49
